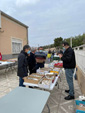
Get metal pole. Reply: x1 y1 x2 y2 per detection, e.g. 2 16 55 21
70 37 72 47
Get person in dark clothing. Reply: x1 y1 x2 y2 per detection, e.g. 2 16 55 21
52 50 55 56
51 50 55 60
35 47 46 69
28 48 36 74
17 45 31 87
59 42 76 100
57 50 64 56
47 50 52 62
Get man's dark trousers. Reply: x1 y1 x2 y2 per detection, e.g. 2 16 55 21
36 63 44 69
65 69 74 96
19 77 25 87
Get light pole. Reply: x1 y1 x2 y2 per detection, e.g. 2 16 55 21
70 37 72 47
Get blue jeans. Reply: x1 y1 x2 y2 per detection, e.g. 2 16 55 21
19 77 25 87
65 69 74 96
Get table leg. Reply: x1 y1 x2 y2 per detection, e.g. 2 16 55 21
59 76 61 82
47 104 50 113
55 82 59 89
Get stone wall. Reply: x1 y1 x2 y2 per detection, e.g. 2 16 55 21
76 66 85 95
75 49 85 95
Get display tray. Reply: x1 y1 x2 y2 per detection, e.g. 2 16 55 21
54 66 63 68
24 78 39 84
24 74 45 85
28 76 41 80
45 73 56 77
40 68 51 71
50 71 59 74
30 73 44 77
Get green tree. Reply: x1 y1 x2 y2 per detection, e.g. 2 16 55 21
54 37 63 47
64 34 85 47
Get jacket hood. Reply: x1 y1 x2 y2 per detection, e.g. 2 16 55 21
20 50 28 56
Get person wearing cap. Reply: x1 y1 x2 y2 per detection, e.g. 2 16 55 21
17 45 31 87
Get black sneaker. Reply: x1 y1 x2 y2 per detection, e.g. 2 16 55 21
64 95 75 100
65 90 70 93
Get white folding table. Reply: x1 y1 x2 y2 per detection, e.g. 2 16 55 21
0 87 50 113
0 61 14 66
24 69 62 91
0 61 15 73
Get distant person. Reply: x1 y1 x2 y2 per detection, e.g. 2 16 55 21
35 46 46 69
51 50 55 60
52 50 55 56
0 52 2 60
59 42 76 100
17 45 31 87
28 48 36 74
47 50 52 63
57 50 64 56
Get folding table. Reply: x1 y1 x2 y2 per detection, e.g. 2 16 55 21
0 61 15 73
24 69 62 91
0 87 50 113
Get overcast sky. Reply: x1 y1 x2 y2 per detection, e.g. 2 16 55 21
0 0 85 47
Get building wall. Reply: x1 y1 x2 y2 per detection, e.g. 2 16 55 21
76 66 85 95
0 15 28 59
75 50 85 74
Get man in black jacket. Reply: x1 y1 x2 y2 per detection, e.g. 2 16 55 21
17 45 31 87
28 48 36 74
59 42 76 100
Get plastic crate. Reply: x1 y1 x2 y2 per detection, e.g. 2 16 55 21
75 100 85 113
53 57 60 60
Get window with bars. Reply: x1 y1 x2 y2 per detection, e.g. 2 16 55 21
12 38 22 54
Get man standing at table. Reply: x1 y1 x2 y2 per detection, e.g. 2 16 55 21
35 46 46 69
27 48 36 74
17 45 31 87
59 42 76 100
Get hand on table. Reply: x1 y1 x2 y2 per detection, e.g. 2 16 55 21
58 54 63 58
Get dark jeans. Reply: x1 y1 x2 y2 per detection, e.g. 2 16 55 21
65 69 74 96
36 63 44 69
19 77 25 87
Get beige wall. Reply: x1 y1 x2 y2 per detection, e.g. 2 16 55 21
0 15 28 55
76 66 85 95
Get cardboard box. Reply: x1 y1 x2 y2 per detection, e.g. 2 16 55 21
40 68 51 71
76 105 85 111
36 58 46 63
54 65 63 68
24 79 39 84
30 73 44 77
24 74 45 85
46 73 56 77
76 100 85 113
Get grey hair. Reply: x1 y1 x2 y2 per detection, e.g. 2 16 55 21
31 48 36 52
